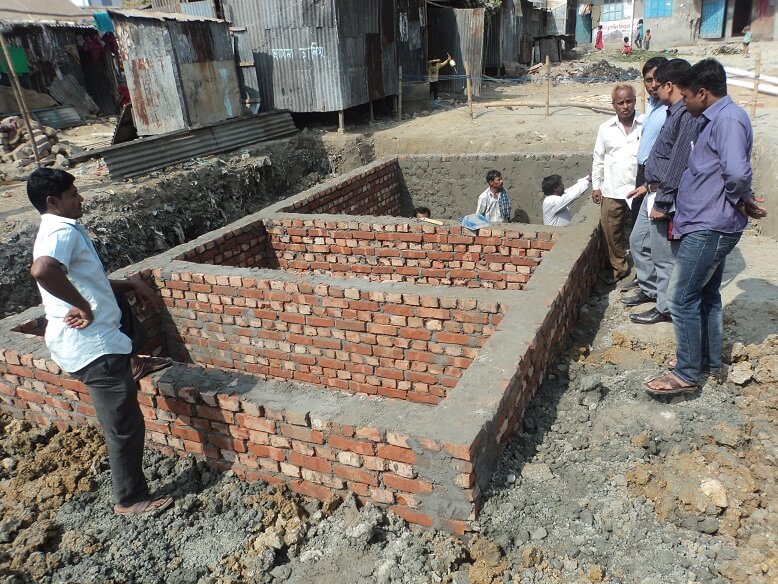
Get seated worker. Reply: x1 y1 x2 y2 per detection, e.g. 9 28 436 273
541 174 591 226
476 170 511 224
622 37 633 56
414 206 431 219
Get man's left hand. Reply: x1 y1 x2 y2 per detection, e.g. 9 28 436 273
738 195 768 219
649 208 668 220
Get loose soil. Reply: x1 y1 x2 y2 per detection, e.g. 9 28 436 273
1 47 777 584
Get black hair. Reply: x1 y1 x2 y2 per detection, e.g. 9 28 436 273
486 170 502 184
655 58 691 85
414 206 431 218
623 36 629 42
26 168 76 214
642 56 669 76
646 29 651 33
677 58 727 97
541 175 563 196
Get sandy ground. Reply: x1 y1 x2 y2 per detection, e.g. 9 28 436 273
1 47 777 583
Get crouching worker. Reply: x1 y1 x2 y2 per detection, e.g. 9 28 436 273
542 174 591 226
27 168 173 516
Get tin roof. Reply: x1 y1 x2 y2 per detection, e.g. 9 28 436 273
0 0 89 24
107 8 225 24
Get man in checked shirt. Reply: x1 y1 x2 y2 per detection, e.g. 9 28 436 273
626 59 698 325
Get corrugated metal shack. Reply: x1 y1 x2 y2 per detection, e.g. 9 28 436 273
109 9 241 136
427 4 485 97
0 0 120 117
221 0 398 113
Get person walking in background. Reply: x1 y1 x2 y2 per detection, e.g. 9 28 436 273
27 168 174 516
644 30 652 50
592 84 643 284
476 170 512 224
594 25 604 50
635 19 644 49
428 53 455 100
742 26 752 57
644 59 767 397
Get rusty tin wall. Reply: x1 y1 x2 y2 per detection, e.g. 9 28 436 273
223 0 398 113
112 13 240 135
396 0 426 80
427 5 484 97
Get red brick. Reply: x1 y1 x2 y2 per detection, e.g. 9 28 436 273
383 473 433 493
290 479 334 501
334 464 378 486
289 451 333 474
247 444 286 461
235 413 276 433
196 405 234 424
280 423 324 444
377 444 417 464
388 505 433 527
158 396 194 416
328 434 374 455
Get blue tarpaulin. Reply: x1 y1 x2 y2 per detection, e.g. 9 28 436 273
93 12 115 33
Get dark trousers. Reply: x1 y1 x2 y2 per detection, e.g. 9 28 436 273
430 81 439 100
71 295 149 506
632 164 646 225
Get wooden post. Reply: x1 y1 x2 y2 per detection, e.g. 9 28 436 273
464 61 473 119
338 110 345 134
640 59 647 111
544 55 551 117
397 65 403 122
751 51 761 120
0 32 41 167
369 99 374 123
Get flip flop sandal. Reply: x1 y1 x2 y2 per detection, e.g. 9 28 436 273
664 358 677 369
132 356 173 382
114 495 173 516
643 372 698 397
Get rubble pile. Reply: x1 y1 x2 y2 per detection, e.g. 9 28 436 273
0 117 72 170
567 60 640 83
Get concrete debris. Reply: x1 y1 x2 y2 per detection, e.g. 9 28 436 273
560 60 640 83
0 117 72 169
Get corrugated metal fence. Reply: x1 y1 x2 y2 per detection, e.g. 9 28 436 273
428 5 484 97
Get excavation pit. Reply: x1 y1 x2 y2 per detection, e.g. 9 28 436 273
0 154 604 533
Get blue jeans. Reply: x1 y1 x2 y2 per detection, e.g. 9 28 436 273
666 230 741 385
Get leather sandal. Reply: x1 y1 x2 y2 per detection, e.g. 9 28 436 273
131 356 172 382
114 494 173 516
644 371 698 397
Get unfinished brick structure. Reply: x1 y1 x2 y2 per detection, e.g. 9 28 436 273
0 156 603 533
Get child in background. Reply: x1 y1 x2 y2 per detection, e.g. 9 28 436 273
595 25 604 50
742 26 752 57
645 30 652 50
622 36 633 56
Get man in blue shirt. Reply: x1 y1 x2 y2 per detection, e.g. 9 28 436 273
28 168 173 515
622 57 668 304
644 59 767 397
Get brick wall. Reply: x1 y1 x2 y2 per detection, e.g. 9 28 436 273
265 221 555 290
159 272 505 404
281 159 403 216
174 223 269 268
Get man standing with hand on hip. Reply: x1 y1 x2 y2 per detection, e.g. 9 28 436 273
592 84 643 285
27 168 173 515
644 59 767 397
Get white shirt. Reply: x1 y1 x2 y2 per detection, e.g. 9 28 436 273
33 214 131 372
543 177 590 226
592 114 643 202
476 188 506 223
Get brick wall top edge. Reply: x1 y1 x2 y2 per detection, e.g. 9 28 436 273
395 152 591 162
162 260 522 303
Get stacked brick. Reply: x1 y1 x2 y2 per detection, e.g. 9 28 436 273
0 117 71 169
157 273 504 404
282 159 402 216
265 220 555 290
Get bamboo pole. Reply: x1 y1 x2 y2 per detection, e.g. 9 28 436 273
0 32 41 167
640 59 646 112
465 61 473 119
338 110 345 134
482 101 613 115
544 55 551 116
751 51 761 120
397 65 403 123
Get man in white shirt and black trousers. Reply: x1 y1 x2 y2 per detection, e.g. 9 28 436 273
27 168 173 516
592 84 643 284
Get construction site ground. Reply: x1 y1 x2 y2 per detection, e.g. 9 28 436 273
1 46 777 584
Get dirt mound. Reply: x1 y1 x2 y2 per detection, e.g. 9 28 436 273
567 60 641 84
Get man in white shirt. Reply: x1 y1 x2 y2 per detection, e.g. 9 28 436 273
542 174 591 226
476 170 512 223
27 168 173 516
592 84 642 284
